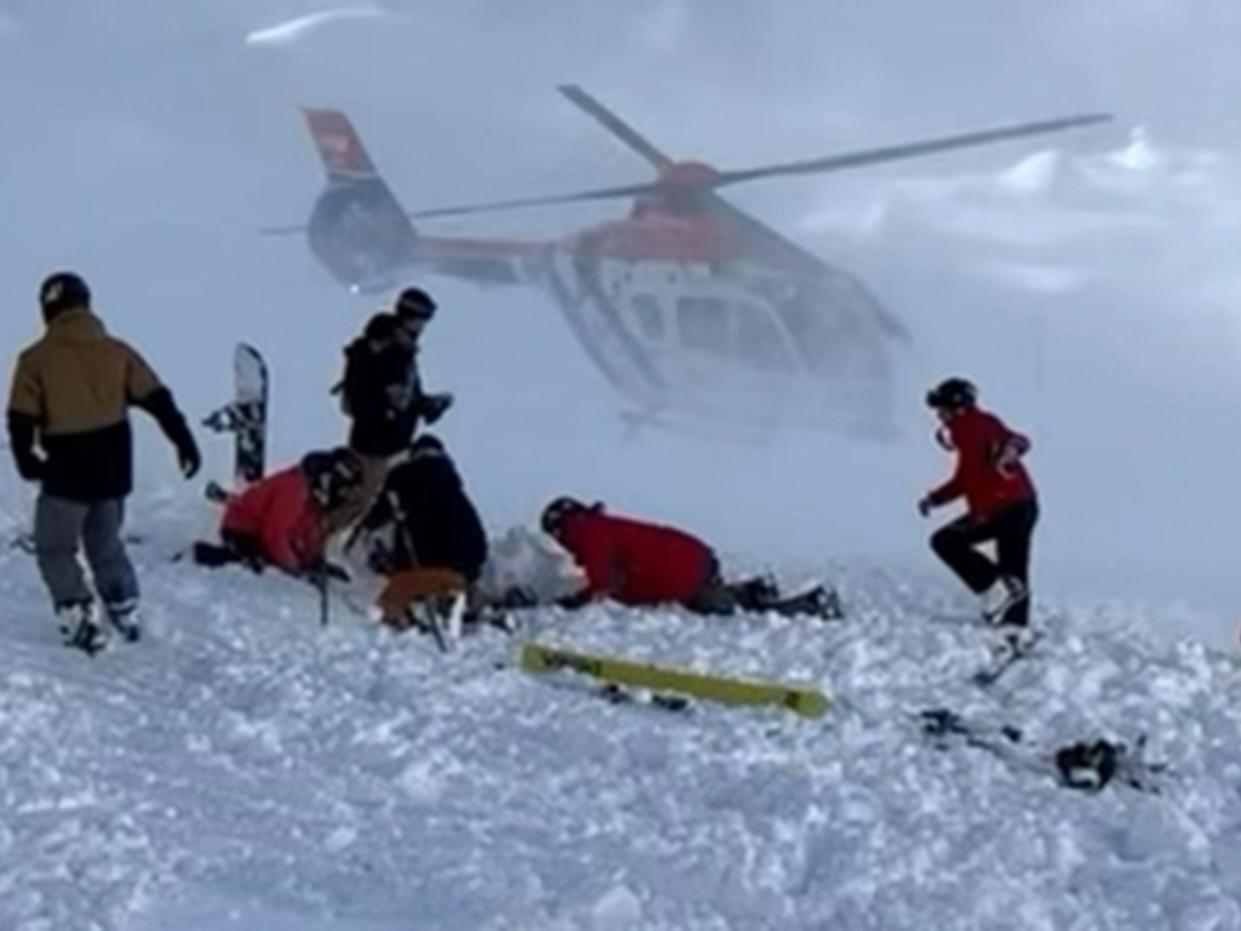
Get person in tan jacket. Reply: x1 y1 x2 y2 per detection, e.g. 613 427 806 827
7 271 200 654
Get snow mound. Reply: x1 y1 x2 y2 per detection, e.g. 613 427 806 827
3 503 1241 930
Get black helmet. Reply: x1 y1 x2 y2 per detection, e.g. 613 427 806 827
395 287 436 323
541 496 587 537
926 377 978 411
39 271 90 321
303 447 364 509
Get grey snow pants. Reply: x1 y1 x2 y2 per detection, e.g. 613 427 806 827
34 494 138 612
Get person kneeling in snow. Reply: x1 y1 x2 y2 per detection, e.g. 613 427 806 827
349 434 488 630
917 378 1038 629
540 497 840 618
193 447 363 581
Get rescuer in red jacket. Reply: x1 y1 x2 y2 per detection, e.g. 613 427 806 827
200 448 364 576
917 378 1038 627
540 498 737 613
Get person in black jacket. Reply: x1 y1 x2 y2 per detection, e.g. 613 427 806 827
7 272 200 652
338 288 451 526
355 433 486 582
349 434 486 628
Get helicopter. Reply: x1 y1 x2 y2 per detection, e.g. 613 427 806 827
268 87 1110 435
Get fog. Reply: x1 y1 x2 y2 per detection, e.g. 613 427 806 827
2 1 1238 643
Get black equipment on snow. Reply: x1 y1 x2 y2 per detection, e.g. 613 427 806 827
919 708 1167 794
926 377 978 411
1054 740 1120 791
919 708 1024 745
730 575 845 621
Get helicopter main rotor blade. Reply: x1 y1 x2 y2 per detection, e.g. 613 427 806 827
406 181 661 219
557 85 674 170
404 112 1111 220
709 113 1112 188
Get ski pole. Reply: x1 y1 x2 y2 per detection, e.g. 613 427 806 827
318 569 330 628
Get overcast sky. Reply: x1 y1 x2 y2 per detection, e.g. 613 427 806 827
2 1 1239 636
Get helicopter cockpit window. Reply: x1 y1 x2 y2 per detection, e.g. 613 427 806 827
677 296 730 355
630 294 665 342
736 302 788 371
774 285 838 373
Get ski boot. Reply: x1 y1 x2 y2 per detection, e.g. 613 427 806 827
105 599 141 643
730 575 781 612
980 575 1027 626
57 602 108 656
772 584 844 621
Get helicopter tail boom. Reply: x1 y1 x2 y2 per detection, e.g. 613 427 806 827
303 107 380 183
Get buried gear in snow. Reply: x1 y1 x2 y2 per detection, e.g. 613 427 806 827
919 709 1166 794
1054 740 1120 791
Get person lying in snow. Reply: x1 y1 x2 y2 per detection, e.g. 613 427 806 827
539 497 841 619
347 434 488 630
193 447 363 580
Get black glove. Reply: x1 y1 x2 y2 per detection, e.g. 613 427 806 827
135 388 200 479
7 412 45 482
177 436 202 479
420 393 453 424
15 453 45 482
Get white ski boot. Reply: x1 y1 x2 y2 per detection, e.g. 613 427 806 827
105 599 141 643
58 602 109 656
980 576 1027 625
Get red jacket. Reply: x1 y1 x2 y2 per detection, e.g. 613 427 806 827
556 509 715 606
928 408 1035 520
220 466 327 572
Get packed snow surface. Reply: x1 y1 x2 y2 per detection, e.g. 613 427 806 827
2 500 1241 931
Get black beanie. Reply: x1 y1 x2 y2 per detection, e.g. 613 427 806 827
395 287 436 321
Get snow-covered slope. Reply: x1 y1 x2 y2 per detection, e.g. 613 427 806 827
4 499 1241 931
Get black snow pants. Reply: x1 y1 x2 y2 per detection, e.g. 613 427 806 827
930 498 1039 626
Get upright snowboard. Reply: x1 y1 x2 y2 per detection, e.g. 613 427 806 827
203 343 268 488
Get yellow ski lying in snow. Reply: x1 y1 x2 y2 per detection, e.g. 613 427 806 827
519 642 829 718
